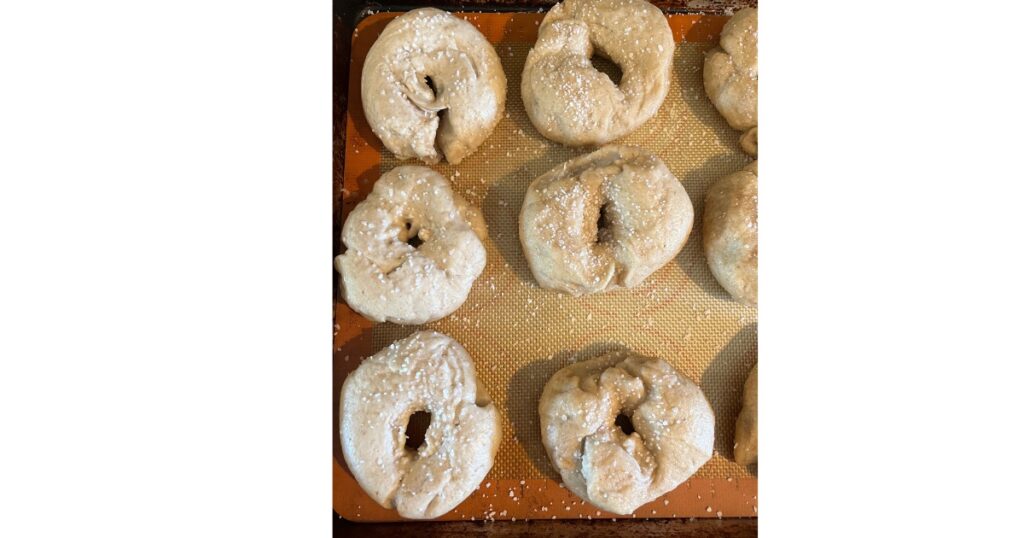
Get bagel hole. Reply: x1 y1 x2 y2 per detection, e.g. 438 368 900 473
596 202 613 243
433 106 448 154
424 75 437 98
591 54 623 86
405 410 431 451
615 413 635 436
404 221 424 248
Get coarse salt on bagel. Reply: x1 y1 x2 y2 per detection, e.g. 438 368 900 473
704 7 758 155
519 145 693 295
335 166 487 324
539 350 714 515
521 0 674 146
362 8 507 164
340 330 501 519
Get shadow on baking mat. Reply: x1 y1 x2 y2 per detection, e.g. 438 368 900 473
344 165 383 211
506 341 633 481
345 16 392 150
699 323 757 467
333 332 366 474
481 145 581 287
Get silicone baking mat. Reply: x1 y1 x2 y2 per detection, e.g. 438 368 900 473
335 11 757 522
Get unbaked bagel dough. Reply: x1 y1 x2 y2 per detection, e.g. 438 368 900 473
519 145 693 295
734 363 758 466
704 8 758 155
521 0 674 146
336 166 487 324
340 330 501 519
539 351 714 514
362 8 507 164
702 160 757 305
739 126 757 156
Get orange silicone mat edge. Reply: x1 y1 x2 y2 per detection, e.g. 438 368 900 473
334 11 756 522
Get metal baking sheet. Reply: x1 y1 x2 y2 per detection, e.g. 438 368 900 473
335 11 757 522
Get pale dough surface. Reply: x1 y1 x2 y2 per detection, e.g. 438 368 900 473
704 7 758 155
539 351 714 515
739 126 757 156
702 160 757 305
340 330 502 519
734 363 758 466
521 0 674 146
519 145 693 295
336 166 487 324
362 8 506 164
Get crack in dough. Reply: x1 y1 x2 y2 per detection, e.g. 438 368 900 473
539 351 714 515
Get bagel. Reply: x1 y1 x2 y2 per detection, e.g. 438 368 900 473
340 330 501 519
702 160 757 305
519 145 693 295
335 166 487 324
704 7 758 155
362 8 507 164
521 0 674 146
739 126 758 156
539 351 714 515
734 363 758 466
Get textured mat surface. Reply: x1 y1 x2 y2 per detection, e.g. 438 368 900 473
336 11 757 521
372 39 756 480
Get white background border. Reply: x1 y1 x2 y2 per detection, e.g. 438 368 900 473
2 1 1022 536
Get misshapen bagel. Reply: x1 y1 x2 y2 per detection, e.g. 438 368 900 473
362 8 507 164
519 145 693 295
340 331 501 519
336 166 487 324
702 160 757 305
539 351 714 515
521 0 674 146
704 8 758 155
